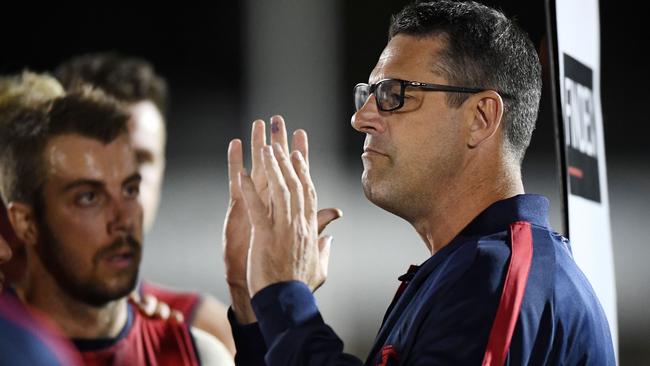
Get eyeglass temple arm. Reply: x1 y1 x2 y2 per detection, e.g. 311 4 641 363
409 81 514 99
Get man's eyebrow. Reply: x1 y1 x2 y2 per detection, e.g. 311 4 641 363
123 173 142 185
135 149 154 164
62 179 104 193
61 173 141 193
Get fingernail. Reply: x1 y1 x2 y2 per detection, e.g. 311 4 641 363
270 117 280 133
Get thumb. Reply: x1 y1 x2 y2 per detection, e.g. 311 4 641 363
229 168 246 201
318 235 333 263
315 235 333 291
317 208 343 234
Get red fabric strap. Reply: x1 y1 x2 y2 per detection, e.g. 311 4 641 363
377 345 399 366
482 221 534 366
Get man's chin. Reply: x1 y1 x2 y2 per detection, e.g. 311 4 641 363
362 169 388 199
361 176 414 220
83 286 136 307
362 176 388 208
104 271 139 297
78 271 139 307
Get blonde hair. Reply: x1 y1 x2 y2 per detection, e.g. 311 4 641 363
0 71 65 113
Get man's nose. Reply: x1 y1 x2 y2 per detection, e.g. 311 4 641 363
351 94 386 134
106 197 138 236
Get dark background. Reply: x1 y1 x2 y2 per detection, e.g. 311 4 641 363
2 1 648 363
2 1 645 158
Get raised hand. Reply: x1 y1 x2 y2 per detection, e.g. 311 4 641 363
239 142 340 297
223 116 340 323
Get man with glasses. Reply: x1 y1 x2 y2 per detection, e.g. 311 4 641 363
224 1 615 365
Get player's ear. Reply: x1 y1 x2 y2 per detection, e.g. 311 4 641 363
7 201 39 246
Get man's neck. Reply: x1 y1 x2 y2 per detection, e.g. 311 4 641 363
19 260 128 340
413 162 524 255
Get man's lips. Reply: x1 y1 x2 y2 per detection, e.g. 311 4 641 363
362 147 388 157
103 247 136 268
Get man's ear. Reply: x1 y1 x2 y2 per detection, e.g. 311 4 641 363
467 90 504 148
7 202 38 246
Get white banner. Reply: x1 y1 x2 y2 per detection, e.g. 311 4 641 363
552 0 618 354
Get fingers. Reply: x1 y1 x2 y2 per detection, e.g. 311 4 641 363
140 294 158 317
316 208 343 234
291 129 309 166
273 144 304 220
129 290 141 304
156 301 171 320
242 117 321 228
135 294 175 321
239 171 270 228
269 115 290 156
291 150 315 225
250 120 267 190
172 310 185 323
227 139 244 199
261 146 291 224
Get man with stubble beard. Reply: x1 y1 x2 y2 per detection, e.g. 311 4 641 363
0 87 232 365
55 54 235 355
224 2 614 365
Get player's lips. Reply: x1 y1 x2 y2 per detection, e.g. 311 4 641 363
103 247 136 269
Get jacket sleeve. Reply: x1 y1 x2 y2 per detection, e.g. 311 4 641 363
227 308 267 366
250 281 365 366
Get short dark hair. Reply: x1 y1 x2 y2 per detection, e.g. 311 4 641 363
55 52 168 116
0 87 129 206
389 1 542 163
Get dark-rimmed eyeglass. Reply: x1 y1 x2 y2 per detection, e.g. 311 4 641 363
353 78 506 112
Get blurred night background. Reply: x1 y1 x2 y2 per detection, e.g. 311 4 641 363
2 0 648 363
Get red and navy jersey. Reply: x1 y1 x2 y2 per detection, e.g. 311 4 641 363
74 300 200 366
138 281 202 324
0 290 83 365
229 194 616 365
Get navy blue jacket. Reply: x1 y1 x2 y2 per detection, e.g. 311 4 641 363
229 195 615 365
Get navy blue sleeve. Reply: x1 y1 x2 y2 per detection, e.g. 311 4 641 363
251 281 364 366
0 318 70 366
227 307 267 366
